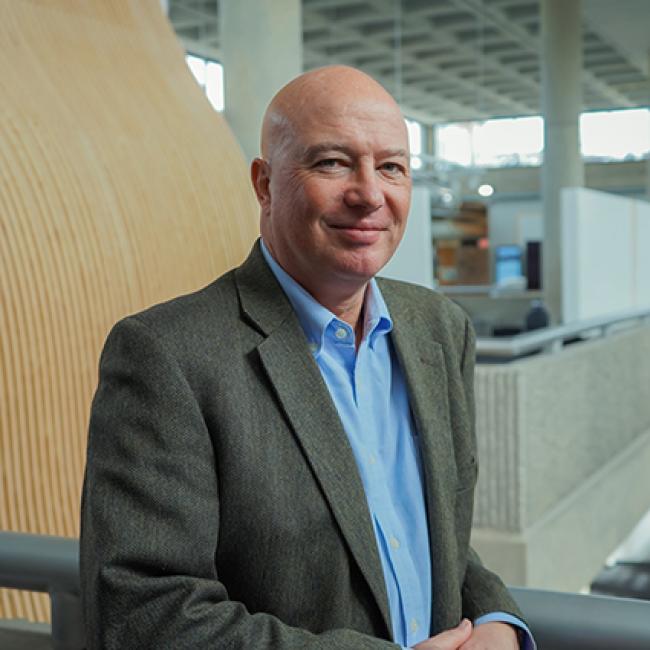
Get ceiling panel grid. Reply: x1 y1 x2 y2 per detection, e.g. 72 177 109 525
168 0 650 123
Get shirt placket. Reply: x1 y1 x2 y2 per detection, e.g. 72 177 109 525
358 337 410 645
324 320 429 648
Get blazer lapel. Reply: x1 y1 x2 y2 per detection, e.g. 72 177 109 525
235 243 393 635
380 281 462 632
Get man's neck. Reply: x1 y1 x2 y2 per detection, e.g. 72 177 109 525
260 238 370 345
308 283 367 347
263 235 369 347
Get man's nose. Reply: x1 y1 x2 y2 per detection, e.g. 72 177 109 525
343 167 384 212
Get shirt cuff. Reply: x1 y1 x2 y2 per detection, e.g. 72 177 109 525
474 611 537 650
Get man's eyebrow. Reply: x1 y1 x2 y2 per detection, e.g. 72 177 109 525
301 143 355 161
301 143 409 161
380 148 409 159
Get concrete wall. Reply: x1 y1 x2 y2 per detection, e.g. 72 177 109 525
471 324 650 591
488 199 543 251
481 159 648 198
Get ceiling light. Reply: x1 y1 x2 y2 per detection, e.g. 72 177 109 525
478 184 494 197
441 190 454 205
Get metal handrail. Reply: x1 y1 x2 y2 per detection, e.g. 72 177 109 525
511 586 650 649
477 306 650 359
0 531 79 593
3 532 650 649
0 531 83 650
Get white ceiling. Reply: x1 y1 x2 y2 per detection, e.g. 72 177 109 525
168 0 650 124
585 0 650 77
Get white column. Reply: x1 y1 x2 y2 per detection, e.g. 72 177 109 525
424 123 436 159
221 0 302 162
646 50 650 201
381 186 434 289
541 0 585 323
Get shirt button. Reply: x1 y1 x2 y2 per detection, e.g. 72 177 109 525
369 453 377 465
308 342 318 353
389 536 400 550
410 618 419 633
335 327 348 340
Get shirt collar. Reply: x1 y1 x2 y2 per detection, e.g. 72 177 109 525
260 239 393 355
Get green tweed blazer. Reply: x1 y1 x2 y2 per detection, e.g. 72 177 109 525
80 240 522 649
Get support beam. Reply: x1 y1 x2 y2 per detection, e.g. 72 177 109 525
221 0 302 161
541 0 585 323
647 50 650 202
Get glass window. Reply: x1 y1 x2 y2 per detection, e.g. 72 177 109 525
405 119 422 155
436 116 542 168
405 118 423 170
205 62 224 111
186 54 206 87
185 54 224 112
473 116 543 167
581 108 650 161
436 108 650 168
436 123 474 166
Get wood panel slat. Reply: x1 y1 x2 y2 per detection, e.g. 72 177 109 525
0 0 259 620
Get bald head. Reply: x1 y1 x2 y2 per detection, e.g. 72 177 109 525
250 65 411 314
260 66 406 162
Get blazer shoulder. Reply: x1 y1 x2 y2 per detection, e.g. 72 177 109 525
377 277 469 330
377 277 474 368
108 268 240 352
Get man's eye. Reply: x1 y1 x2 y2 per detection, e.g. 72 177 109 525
380 162 404 175
315 158 341 169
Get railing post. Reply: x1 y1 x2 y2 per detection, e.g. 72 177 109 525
50 591 85 650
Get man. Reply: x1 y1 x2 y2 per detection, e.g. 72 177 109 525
81 66 533 649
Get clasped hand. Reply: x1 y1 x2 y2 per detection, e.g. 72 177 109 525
413 620 519 650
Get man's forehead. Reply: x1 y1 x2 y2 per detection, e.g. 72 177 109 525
300 93 403 122
295 96 406 132
262 66 407 159
291 105 409 155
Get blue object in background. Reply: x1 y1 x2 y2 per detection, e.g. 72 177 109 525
495 244 523 284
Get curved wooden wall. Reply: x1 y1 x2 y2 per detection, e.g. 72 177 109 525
0 0 258 620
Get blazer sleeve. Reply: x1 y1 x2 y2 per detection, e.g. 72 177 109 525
80 316 400 650
456 317 526 623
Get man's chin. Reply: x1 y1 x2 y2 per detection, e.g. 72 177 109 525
328 252 393 285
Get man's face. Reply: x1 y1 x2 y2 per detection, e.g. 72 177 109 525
256 95 411 296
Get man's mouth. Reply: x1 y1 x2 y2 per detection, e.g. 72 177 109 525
328 223 387 231
327 223 387 244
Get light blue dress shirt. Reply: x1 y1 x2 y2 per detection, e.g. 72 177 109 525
260 241 534 650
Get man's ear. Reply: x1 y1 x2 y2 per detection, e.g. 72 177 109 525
251 158 271 208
